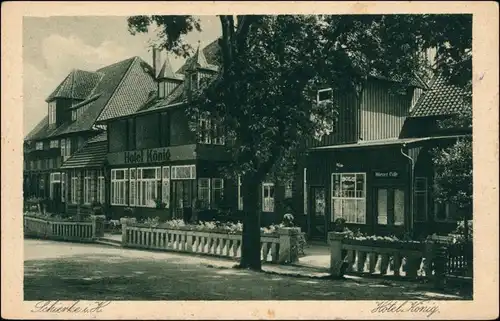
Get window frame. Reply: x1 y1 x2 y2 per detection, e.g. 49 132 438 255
211 178 224 209
83 170 92 205
50 140 59 148
70 175 79 204
135 167 162 208
197 178 211 209
48 101 57 125
331 172 367 224
111 168 129 206
97 172 105 204
35 142 44 150
262 182 275 213
171 165 196 180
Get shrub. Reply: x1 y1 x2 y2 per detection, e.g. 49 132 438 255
123 207 134 217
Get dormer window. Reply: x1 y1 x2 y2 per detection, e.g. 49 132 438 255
50 140 59 148
48 101 57 125
36 142 44 150
190 72 199 91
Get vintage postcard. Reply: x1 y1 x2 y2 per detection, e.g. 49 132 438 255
1 1 498 320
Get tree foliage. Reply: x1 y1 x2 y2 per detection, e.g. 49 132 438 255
127 14 472 270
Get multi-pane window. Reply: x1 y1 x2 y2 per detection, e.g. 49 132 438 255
212 119 225 145
50 140 59 148
414 177 428 221
48 101 56 125
198 178 224 209
238 175 243 211
198 115 211 144
211 178 224 208
60 138 71 159
332 173 366 223
70 175 79 204
36 142 44 150
49 172 61 199
198 178 211 209
136 167 161 207
284 180 293 199
111 169 129 206
83 170 92 204
190 72 199 90
198 114 225 145
97 171 105 204
262 182 275 212
171 165 196 180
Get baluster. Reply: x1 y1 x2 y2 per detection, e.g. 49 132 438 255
368 252 377 274
271 243 279 263
357 251 367 273
262 242 269 262
380 254 390 276
345 250 355 273
406 255 420 278
393 253 402 276
236 240 242 258
232 239 239 257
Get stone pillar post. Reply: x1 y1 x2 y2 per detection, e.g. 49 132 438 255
278 227 301 264
328 231 350 277
91 214 106 238
120 217 137 246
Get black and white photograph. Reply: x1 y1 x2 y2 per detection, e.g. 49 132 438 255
2 1 499 320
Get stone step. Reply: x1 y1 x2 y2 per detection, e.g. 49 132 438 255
96 238 122 247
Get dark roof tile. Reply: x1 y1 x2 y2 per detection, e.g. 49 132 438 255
410 73 470 117
60 140 108 169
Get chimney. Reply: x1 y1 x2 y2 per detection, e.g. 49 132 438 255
152 47 163 79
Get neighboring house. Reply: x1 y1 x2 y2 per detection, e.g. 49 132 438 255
23 56 156 216
305 72 471 240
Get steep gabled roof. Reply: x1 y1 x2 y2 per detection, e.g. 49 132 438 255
176 39 221 74
26 57 151 141
157 55 184 81
96 57 157 121
410 73 470 117
46 70 103 102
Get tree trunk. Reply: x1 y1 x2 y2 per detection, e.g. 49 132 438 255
238 175 262 271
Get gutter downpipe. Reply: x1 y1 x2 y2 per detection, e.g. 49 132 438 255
401 143 415 236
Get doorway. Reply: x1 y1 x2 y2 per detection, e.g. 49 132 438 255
309 186 327 240
172 180 193 221
373 186 406 233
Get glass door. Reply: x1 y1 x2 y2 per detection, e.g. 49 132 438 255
172 180 193 221
374 187 405 230
309 186 326 240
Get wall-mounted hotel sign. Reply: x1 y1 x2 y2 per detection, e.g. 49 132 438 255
107 145 197 165
373 171 400 178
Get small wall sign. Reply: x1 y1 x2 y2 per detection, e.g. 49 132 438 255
374 171 400 178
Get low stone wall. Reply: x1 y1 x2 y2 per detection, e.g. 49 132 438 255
122 220 301 264
24 215 106 242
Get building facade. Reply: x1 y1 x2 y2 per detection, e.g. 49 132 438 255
304 73 471 240
24 57 156 216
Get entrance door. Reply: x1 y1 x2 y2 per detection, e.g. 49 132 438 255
172 180 193 221
374 187 405 233
309 186 327 240
52 183 61 212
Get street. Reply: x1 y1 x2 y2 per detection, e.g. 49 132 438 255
24 239 467 300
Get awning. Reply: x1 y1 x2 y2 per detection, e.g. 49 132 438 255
310 135 469 151
60 141 107 169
